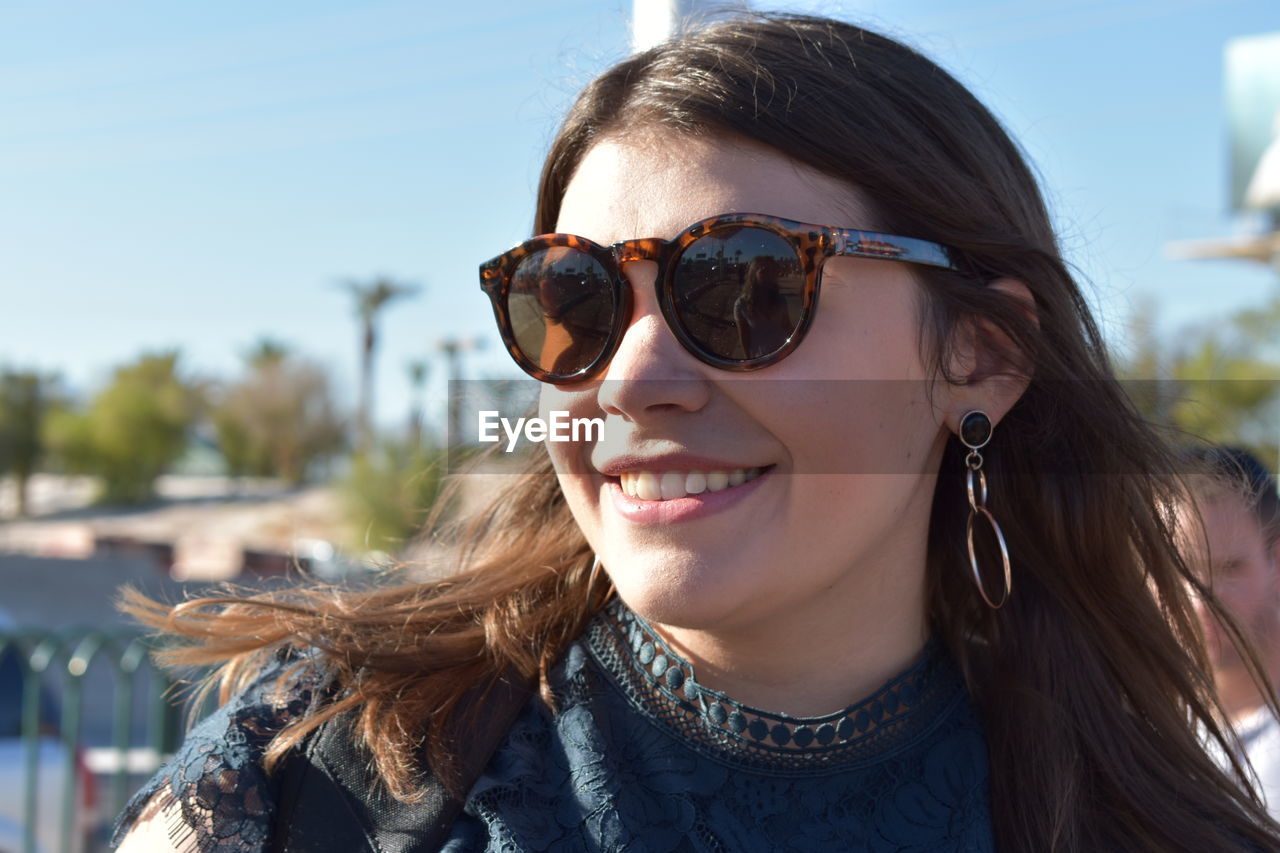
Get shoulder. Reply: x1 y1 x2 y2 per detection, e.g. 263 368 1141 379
111 650 332 852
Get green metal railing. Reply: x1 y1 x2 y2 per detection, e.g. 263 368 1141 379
1 627 188 853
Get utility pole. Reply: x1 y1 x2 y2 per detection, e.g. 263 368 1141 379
631 0 743 53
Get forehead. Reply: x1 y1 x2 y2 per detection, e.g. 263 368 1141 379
1180 490 1266 555
554 131 875 244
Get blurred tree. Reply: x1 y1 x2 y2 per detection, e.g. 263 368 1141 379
44 351 200 503
212 339 346 485
245 337 291 367
406 359 430 449
0 369 57 516
339 439 448 556
1118 295 1280 458
343 278 419 453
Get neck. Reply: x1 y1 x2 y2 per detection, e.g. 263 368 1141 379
652 529 932 717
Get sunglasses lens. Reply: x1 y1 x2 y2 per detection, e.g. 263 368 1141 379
671 227 806 362
508 247 616 377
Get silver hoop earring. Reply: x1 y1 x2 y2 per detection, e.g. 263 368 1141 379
960 411 1012 609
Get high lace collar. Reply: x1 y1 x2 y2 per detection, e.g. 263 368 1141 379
584 598 966 774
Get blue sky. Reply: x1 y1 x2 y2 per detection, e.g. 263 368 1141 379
2 0 1277 433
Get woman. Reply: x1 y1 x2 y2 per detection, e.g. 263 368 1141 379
113 13 1280 851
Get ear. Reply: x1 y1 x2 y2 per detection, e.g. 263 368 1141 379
942 277 1038 433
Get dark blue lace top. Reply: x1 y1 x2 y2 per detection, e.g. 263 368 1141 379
113 601 994 852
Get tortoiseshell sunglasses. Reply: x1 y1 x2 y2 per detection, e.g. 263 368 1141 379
479 212 959 383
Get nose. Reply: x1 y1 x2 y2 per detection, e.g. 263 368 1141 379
594 259 712 420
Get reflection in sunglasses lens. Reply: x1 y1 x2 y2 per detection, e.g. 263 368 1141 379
509 247 614 376
672 227 805 361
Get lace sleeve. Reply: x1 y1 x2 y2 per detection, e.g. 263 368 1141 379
110 653 330 853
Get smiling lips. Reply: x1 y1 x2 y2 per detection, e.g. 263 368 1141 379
617 467 765 501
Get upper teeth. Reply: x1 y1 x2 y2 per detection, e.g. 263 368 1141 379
618 468 763 500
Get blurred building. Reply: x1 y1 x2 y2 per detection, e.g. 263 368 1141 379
1170 31 1280 269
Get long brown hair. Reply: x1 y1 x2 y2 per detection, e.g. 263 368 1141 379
125 14 1280 849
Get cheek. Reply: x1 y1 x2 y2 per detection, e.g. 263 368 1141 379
1244 565 1276 604
538 385 601 531
802 267 931 381
537 393 568 471
745 381 943 477
538 385 592 473
746 383 944 578
1217 575 1263 619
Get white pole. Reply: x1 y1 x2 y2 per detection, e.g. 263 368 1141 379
632 0 743 53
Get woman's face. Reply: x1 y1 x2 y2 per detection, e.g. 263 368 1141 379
541 131 952 637
1182 490 1280 672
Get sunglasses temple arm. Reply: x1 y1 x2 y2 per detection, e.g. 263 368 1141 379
832 229 959 271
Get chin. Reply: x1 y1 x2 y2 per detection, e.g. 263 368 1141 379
605 552 760 631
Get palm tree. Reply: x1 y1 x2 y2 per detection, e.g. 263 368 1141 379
343 278 420 452
406 359 430 448
244 337 291 370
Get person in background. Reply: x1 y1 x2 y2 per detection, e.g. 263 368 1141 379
1181 446 1280 813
